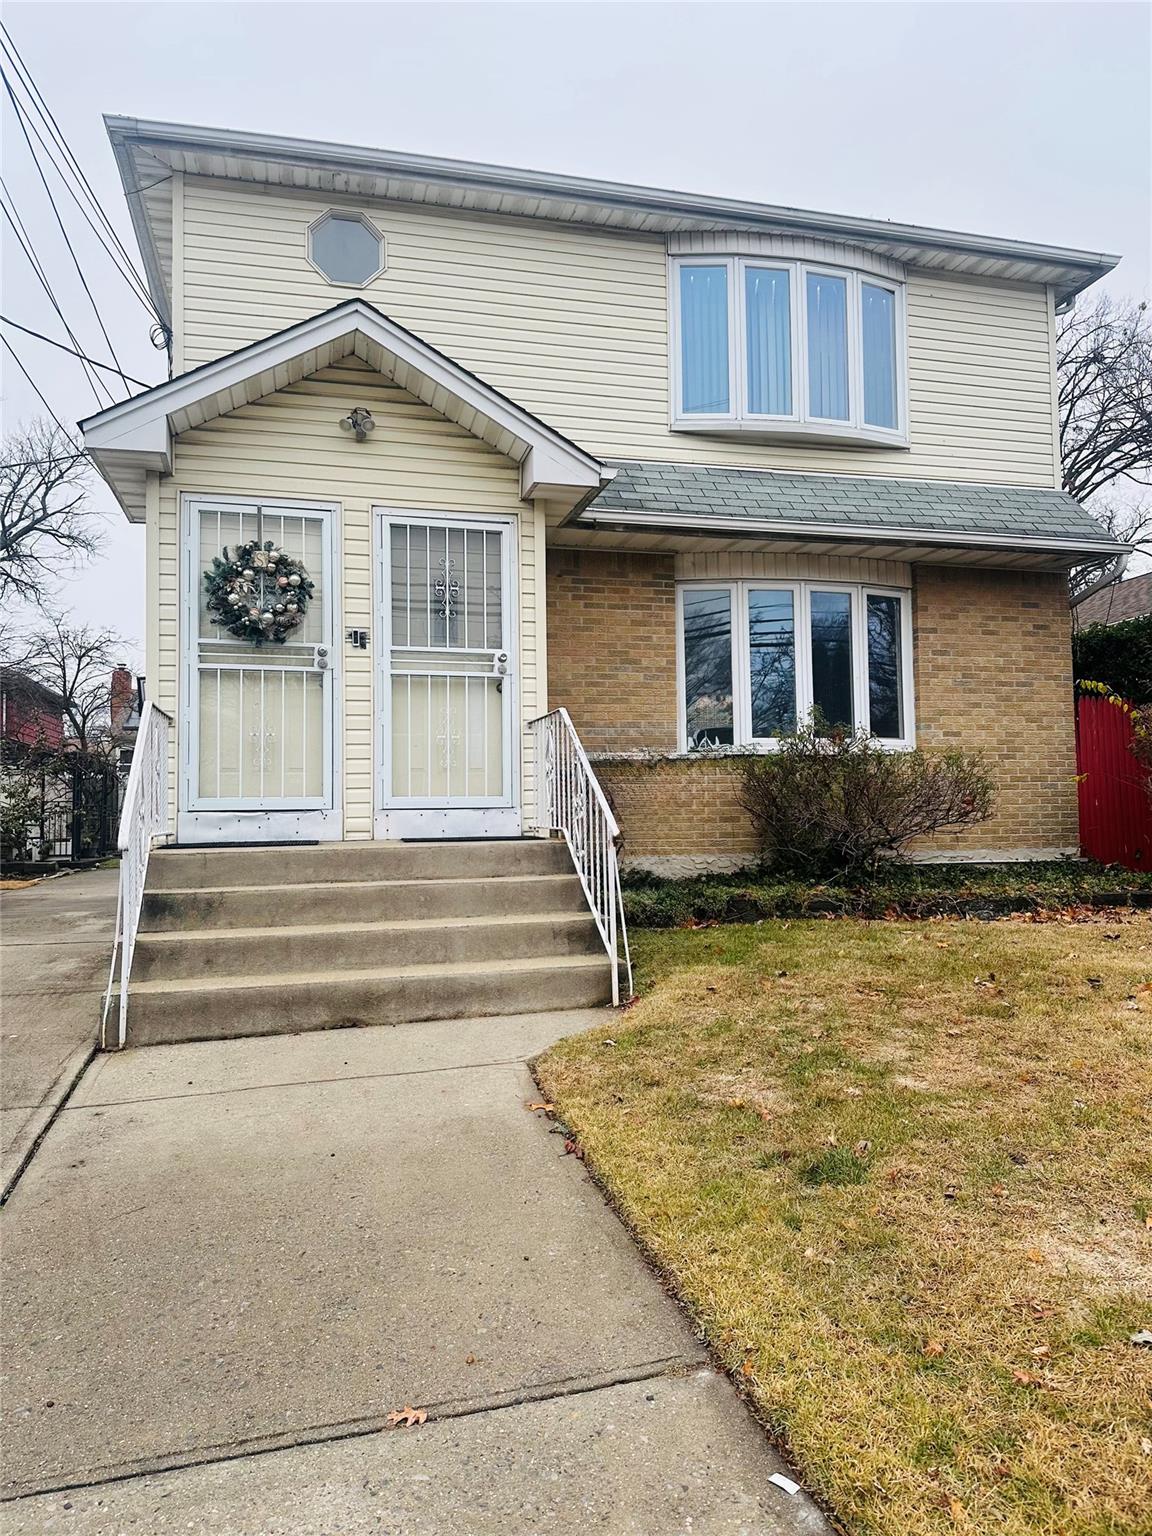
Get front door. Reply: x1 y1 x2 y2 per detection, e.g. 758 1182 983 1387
180 496 339 843
376 511 519 838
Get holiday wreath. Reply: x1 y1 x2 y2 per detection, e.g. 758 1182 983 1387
203 540 316 646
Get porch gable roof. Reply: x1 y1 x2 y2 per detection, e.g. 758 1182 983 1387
79 299 609 521
571 460 1128 567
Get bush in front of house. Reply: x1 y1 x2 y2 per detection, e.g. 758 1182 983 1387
738 723 995 878
620 860 1152 928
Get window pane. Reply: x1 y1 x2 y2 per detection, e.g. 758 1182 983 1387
806 272 849 420
683 589 734 746
310 214 381 284
862 283 897 429
810 591 854 731
748 590 796 737
745 267 792 415
867 594 903 738
680 266 730 414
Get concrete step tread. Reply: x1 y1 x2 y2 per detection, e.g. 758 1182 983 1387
145 873 580 898
138 912 598 945
126 952 610 996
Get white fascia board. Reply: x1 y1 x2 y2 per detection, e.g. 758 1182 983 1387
105 117 1120 304
576 508 1130 561
81 300 606 500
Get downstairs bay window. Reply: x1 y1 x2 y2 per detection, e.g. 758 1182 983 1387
672 255 906 444
678 581 913 750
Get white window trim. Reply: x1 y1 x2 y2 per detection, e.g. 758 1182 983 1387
676 579 915 753
669 255 908 446
306 210 387 288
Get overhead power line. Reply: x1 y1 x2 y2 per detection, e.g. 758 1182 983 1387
0 22 161 323
1 334 83 446
0 314 148 388
1 67 131 398
0 186 112 406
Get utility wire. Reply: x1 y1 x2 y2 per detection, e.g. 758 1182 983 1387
2 66 131 397
0 188 112 406
0 23 159 321
0 315 148 388
1 334 83 447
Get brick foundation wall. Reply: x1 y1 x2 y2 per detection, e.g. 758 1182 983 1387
548 551 1079 863
911 566 1078 855
546 549 677 752
594 758 758 874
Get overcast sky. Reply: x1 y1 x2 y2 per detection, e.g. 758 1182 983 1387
2 0 1149 661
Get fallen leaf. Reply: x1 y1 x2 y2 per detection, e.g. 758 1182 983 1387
1011 1368 1043 1387
852 1139 872 1160
1024 1249 1046 1265
740 1356 756 1377
386 1404 428 1428
1030 1344 1051 1360
563 1137 584 1159
525 1101 554 1113
947 1495 967 1524
923 1339 946 1358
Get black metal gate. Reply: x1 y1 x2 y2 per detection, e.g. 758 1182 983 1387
1 749 122 866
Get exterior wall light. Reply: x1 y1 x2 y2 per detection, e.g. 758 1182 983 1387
339 407 376 442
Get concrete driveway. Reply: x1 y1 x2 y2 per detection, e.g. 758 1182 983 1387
1 868 116 1199
0 1012 829 1534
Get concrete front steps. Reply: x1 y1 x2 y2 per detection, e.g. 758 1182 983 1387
123 839 612 1047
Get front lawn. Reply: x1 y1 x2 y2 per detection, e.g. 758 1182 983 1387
536 917 1152 1536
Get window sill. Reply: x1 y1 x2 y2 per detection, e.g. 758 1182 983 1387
670 419 910 451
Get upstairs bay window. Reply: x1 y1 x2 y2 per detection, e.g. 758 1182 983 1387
679 581 913 751
672 257 906 443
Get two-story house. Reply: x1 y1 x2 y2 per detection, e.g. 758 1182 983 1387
83 118 1127 1044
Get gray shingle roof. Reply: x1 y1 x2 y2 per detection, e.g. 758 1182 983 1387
583 461 1122 551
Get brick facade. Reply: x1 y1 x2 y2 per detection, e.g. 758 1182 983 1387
546 549 678 751
546 549 1079 867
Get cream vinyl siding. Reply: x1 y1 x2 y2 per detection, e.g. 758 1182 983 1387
179 178 1059 488
151 354 542 839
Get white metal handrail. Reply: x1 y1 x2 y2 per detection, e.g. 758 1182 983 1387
101 701 172 1049
530 707 632 1005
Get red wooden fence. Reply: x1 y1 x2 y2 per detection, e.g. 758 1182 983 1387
1076 694 1151 870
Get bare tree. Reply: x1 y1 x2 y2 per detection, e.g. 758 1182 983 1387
11 617 129 754
0 421 103 605
1058 295 1152 510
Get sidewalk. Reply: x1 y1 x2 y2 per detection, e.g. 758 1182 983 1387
0 1011 829 1534
0 868 116 1200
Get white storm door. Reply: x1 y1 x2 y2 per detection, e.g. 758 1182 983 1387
185 498 337 813
378 513 518 837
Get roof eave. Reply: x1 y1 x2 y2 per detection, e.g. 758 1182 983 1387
103 116 1121 309
573 507 1129 568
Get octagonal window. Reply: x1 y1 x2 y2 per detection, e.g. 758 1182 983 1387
308 212 384 286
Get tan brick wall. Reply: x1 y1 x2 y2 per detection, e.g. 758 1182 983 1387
546 549 677 752
594 759 758 867
911 566 1079 854
548 552 1079 862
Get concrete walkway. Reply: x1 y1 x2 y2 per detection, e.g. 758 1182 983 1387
0 868 116 1200
0 1012 829 1534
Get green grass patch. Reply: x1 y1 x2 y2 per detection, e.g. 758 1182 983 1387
537 916 1152 1536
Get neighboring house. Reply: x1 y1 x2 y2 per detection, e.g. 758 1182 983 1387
82 118 1128 876
0 669 65 752
1075 572 1152 629
109 665 143 773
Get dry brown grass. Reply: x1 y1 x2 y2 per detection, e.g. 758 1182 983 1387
536 915 1152 1536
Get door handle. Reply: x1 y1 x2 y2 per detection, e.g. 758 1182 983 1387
492 651 508 676
314 645 329 671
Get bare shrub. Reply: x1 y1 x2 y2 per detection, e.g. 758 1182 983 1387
739 724 994 878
